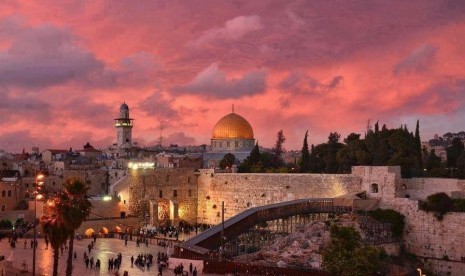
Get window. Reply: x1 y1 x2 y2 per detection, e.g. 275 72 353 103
370 183 379 193
1 205 4 211
187 177 191 184
166 175 170 182
25 183 29 188
25 192 29 199
7 190 12 197
159 190 163 198
53 182 56 186
189 189 192 197
173 190 178 198
2 190 5 197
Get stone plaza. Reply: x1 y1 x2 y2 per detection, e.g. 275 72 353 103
0 237 212 276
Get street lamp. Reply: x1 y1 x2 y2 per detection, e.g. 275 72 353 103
33 173 44 276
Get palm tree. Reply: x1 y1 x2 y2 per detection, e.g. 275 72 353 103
41 210 68 276
60 179 92 276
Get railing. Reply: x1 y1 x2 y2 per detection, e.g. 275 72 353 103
177 198 353 258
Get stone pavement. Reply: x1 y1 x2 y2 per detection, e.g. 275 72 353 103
0 237 218 276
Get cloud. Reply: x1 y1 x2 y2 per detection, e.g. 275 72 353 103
191 15 263 47
393 44 438 75
138 90 180 119
279 72 344 95
174 63 267 98
165 132 196 146
0 20 105 88
0 130 52 153
0 87 51 123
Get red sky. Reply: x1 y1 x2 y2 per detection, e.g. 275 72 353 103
1 0 465 153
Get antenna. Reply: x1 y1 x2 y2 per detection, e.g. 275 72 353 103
157 119 166 147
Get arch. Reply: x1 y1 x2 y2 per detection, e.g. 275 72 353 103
405 195 411 198
113 226 122 233
85 228 95 237
370 183 379 193
1 205 5 211
1 190 5 197
100 227 109 235
7 190 12 197
25 192 29 199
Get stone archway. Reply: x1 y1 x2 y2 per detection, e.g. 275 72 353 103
85 228 95 237
113 226 122 233
100 227 109 236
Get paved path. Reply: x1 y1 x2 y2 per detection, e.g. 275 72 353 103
0 237 217 276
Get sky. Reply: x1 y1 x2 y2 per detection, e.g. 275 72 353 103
0 0 465 153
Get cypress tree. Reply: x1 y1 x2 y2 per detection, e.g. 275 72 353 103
299 131 311 173
415 120 423 169
249 142 261 164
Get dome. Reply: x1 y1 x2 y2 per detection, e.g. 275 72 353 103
120 102 129 110
212 113 254 139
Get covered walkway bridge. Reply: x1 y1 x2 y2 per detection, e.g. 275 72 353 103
174 198 359 258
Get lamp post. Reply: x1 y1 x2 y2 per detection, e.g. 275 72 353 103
33 173 44 276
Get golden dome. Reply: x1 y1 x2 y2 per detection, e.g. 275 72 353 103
212 113 254 139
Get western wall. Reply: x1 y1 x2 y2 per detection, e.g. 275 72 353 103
113 166 465 275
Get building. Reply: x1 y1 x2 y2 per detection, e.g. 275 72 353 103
203 108 255 167
114 102 134 148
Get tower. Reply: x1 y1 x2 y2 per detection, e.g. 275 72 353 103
114 102 134 147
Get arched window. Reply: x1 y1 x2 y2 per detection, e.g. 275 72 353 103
1 190 5 197
25 192 29 199
370 183 379 193
7 190 12 197
1 205 5 211
405 195 410 198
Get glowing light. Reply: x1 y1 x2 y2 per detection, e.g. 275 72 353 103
129 162 155 170
103 196 112 201
36 194 43 200
36 174 44 180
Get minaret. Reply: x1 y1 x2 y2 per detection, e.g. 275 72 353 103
114 102 134 147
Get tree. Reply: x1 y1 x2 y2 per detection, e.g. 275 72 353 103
41 203 69 276
326 132 342 173
446 138 464 168
219 153 236 169
414 120 423 170
299 131 310 173
322 225 383 276
272 130 286 167
59 179 92 276
249 142 261 165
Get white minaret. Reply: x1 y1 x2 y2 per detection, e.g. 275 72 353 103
114 102 134 147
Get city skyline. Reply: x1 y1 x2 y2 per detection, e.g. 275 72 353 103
1 1 465 152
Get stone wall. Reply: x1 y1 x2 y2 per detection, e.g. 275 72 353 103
380 198 465 275
197 169 362 225
401 178 465 200
64 169 109 196
123 168 199 225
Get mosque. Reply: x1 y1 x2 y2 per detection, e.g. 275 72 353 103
203 106 256 167
107 102 256 167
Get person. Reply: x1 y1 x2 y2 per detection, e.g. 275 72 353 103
24 239 27 249
189 263 193 274
130 255 134 266
85 257 89 268
193 267 197 276
74 251 77 259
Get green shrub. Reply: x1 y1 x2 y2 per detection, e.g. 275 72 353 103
0 219 13 229
367 209 405 238
419 192 453 220
452 198 465 212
